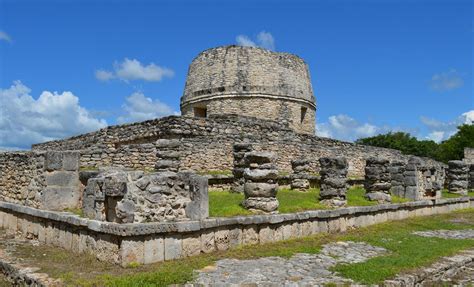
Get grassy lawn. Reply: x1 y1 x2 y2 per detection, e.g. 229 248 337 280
209 187 409 217
2 209 473 286
442 189 474 198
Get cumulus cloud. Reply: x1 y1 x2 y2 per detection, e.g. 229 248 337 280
316 114 380 142
116 92 177 124
236 31 275 50
95 58 174 82
429 69 464 92
421 110 474 142
0 30 11 43
0 81 107 150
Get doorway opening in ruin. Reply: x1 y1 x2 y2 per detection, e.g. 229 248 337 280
300 106 307 123
105 195 123 223
194 106 207 118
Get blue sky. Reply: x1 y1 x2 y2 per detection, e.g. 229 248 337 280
0 0 472 149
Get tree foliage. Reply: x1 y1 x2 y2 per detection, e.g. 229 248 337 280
355 124 474 162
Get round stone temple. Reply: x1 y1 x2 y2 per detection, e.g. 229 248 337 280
180 45 316 134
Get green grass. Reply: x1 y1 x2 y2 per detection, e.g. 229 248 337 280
63 207 84 217
209 187 410 217
197 170 233 176
442 189 474 198
333 208 474 284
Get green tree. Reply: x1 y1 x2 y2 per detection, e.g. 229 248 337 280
355 124 474 163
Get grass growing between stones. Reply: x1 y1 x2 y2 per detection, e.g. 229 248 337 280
209 187 409 217
2 209 473 286
332 208 474 284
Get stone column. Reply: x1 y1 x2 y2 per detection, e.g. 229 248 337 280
469 164 474 190
319 157 348 207
242 152 279 213
155 139 181 172
389 160 405 198
290 159 311 191
447 160 469 195
364 157 391 203
231 143 253 193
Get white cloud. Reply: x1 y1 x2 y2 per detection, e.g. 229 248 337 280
236 31 275 50
316 114 380 142
429 69 464 92
421 110 474 142
0 30 11 43
0 81 107 150
95 70 114 81
117 92 177 124
95 58 174 82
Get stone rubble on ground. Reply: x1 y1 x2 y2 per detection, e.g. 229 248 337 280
413 229 474 240
191 241 387 286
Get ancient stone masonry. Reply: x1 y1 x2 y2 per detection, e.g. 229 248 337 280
447 160 469 195
242 152 279 213
231 143 253 193
389 160 406 198
0 151 80 211
319 157 348 207
470 165 474 190
155 139 181 172
364 157 392 203
402 157 443 200
181 46 316 134
83 168 208 223
290 159 311 191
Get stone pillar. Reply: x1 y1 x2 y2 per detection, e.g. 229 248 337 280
319 157 348 207
364 157 391 203
469 164 474 190
242 152 279 213
447 160 469 195
155 139 181 172
389 160 405 198
290 159 311 191
231 143 253 193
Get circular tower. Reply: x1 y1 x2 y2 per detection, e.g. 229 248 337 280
180 45 316 134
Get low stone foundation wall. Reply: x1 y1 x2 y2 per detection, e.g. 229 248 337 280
0 198 472 266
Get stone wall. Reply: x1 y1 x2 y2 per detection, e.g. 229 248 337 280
83 169 208 223
181 97 315 135
464 148 474 164
0 151 80 210
31 115 445 177
0 198 471 266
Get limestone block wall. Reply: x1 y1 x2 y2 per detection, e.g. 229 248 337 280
31 115 445 177
0 198 471 266
182 97 315 135
464 148 474 164
180 46 316 134
0 151 80 210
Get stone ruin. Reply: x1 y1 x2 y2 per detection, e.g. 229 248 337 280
155 139 181 172
400 157 443 200
290 158 311 191
389 160 406 198
470 165 474 190
231 143 253 193
364 157 392 203
83 168 208 223
447 160 469 195
319 157 348 207
242 151 279 213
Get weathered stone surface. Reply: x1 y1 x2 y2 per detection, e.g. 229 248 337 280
82 169 208 223
290 158 311 191
319 157 348 207
365 157 391 203
447 160 469 195
242 197 279 213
